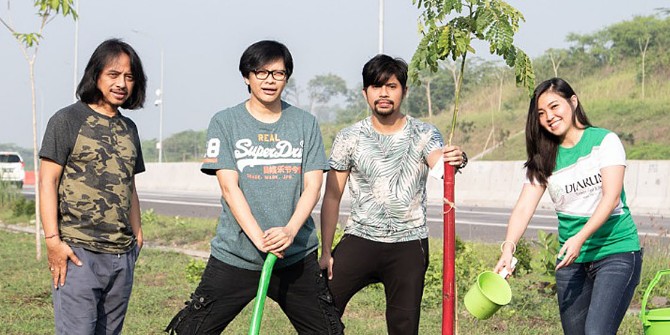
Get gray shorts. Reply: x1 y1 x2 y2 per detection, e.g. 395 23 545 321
52 245 139 335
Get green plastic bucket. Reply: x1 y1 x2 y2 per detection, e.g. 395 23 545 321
464 271 512 320
641 269 670 335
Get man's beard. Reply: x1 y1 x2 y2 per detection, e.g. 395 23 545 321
372 99 399 116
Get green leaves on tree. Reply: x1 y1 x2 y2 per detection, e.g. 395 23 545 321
7 1 78 49
410 0 535 145
2 0 78 260
12 32 42 47
34 0 78 18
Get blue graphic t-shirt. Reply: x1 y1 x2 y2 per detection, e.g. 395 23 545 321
201 101 329 270
329 115 443 242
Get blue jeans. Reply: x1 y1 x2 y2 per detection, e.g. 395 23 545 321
555 250 642 335
53 245 139 335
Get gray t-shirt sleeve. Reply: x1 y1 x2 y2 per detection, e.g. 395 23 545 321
302 115 329 173
201 111 234 175
39 110 77 166
128 119 145 174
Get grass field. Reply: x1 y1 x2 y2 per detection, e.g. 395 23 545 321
2 217 667 334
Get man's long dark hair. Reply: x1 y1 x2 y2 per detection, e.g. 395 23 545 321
77 38 147 110
525 78 592 185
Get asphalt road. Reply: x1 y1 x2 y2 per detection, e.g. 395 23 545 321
21 186 668 243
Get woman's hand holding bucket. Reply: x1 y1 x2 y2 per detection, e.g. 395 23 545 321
465 255 518 320
494 240 518 279
497 257 518 279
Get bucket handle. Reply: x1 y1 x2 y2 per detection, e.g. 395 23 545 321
498 257 518 279
641 269 670 326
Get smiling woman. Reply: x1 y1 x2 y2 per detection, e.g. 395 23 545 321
495 77 642 335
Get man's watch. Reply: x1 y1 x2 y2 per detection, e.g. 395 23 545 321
457 151 468 170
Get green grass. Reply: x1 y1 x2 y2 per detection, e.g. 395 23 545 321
140 209 216 251
2 219 667 334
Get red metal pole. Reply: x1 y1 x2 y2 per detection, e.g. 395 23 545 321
442 162 456 335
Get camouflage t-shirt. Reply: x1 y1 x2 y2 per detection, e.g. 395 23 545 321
39 101 145 253
329 115 443 242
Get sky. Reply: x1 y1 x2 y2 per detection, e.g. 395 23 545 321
1 0 667 148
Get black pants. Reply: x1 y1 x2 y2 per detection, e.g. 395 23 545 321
165 251 343 335
329 235 429 335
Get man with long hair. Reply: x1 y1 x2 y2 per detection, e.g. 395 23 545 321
39 38 147 334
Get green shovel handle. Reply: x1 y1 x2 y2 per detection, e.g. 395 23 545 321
249 253 278 335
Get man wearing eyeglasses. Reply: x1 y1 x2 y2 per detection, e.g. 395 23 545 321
166 40 343 335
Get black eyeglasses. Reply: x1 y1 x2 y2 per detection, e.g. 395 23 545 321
252 69 287 81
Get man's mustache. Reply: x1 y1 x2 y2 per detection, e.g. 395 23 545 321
374 99 394 105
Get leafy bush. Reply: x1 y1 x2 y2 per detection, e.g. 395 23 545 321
422 246 445 308
454 242 490 298
535 231 560 274
11 197 35 218
185 259 207 284
173 215 186 227
0 183 34 218
423 236 489 308
534 230 560 293
0 181 21 208
514 237 533 275
141 208 160 226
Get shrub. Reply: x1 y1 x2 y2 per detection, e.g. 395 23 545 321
141 208 160 226
533 230 560 293
422 236 488 308
10 197 35 218
514 237 533 275
0 181 21 207
185 259 207 284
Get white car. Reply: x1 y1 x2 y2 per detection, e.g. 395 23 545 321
0 151 25 189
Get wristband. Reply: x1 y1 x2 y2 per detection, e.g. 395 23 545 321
45 233 59 239
500 240 516 254
457 151 468 170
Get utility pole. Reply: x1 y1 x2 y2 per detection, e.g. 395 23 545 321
378 0 384 53
72 0 79 101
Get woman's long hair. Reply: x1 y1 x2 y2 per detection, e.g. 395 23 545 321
524 78 592 185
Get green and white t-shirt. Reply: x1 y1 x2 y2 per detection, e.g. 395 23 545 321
329 115 443 243
543 127 639 262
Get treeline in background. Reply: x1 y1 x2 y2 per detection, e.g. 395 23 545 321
4 14 669 165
